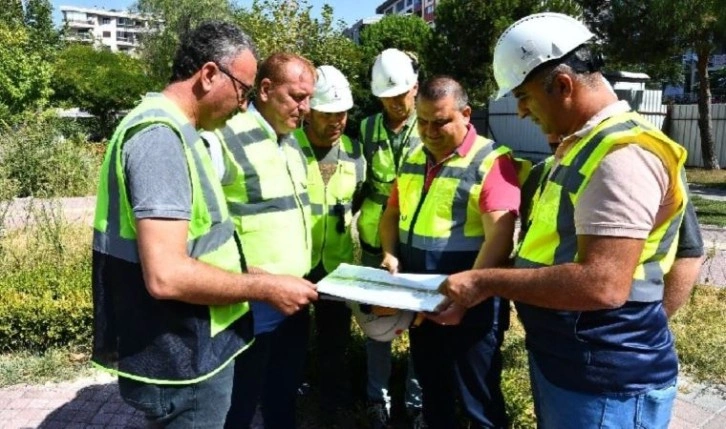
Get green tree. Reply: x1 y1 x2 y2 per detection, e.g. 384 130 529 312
23 0 60 48
235 0 367 128
52 45 154 138
578 0 726 169
430 0 581 107
358 13 432 68
0 0 24 27
133 0 234 86
0 24 53 119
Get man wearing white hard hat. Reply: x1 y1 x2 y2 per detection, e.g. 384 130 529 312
439 13 690 428
292 65 365 428
357 48 424 429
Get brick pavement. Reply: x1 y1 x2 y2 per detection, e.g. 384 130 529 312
0 370 723 428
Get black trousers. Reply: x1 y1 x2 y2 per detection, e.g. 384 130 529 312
409 318 508 429
225 309 310 429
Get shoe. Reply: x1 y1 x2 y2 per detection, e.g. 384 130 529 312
367 402 390 429
408 408 427 429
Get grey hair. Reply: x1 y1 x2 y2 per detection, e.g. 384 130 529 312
539 45 603 93
169 20 258 83
418 75 469 110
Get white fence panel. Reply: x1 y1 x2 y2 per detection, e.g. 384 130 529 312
671 103 726 167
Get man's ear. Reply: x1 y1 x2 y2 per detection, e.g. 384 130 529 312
461 105 472 124
199 62 219 93
257 77 272 103
556 72 574 98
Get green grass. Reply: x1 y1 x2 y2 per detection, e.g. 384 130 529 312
691 196 726 227
670 285 726 385
0 349 93 387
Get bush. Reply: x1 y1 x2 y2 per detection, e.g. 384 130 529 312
0 111 101 198
0 202 93 353
0 261 92 353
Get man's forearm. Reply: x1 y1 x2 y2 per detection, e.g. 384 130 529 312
663 256 704 318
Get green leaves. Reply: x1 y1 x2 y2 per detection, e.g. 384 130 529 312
51 45 154 138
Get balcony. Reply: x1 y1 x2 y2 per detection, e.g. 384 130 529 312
65 18 95 28
66 32 95 43
116 36 137 45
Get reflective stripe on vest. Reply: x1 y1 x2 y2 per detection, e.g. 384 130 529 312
357 113 422 250
217 112 312 277
294 129 365 272
397 136 512 252
515 112 688 302
92 93 250 383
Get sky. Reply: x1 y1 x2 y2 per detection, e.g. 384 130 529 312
51 0 385 27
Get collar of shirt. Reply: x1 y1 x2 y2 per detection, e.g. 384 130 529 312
382 111 418 136
248 102 278 142
556 100 631 160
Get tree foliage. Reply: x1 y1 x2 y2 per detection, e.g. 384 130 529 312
0 0 24 27
0 24 53 119
430 0 581 107
23 0 60 48
358 13 432 69
133 0 235 86
52 45 153 138
234 0 369 129
578 0 726 169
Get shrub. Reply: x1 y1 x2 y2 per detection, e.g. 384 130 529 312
0 203 93 353
0 111 101 198
0 260 92 353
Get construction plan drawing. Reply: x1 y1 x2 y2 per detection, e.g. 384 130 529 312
317 263 449 312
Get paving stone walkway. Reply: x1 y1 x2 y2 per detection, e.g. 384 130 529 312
0 370 723 428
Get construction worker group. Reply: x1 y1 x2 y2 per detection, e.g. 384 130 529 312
92 12 705 429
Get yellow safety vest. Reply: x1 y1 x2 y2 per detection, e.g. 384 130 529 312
515 111 688 301
293 129 365 273
92 93 252 384
357 112 421 252
216 111 311 277
397 136 512 252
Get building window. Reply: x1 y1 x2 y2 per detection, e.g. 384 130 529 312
102 17 110 25
396 1 404 12
407 0 413 5
102 31 111 38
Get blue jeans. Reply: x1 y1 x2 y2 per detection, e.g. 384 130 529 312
118 363 234 428
529 355 677 429
366 338 422 411
361 249 422 412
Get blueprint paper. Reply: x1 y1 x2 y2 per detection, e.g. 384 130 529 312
317 263 448 312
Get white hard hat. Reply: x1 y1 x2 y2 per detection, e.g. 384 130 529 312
310 65 354 113
493 13 594 99
349 302 414 342
371 48 418 98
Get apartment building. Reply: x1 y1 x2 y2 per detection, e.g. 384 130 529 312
60 6 155 53
343 15 384 44
375 0 438 24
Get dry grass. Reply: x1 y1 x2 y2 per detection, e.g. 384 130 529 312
686 168 726 188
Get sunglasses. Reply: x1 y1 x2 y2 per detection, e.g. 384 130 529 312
215 62 255 104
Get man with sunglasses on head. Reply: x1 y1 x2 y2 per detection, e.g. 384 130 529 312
205 52 318 429
91 22 316 428
291 65 365 428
